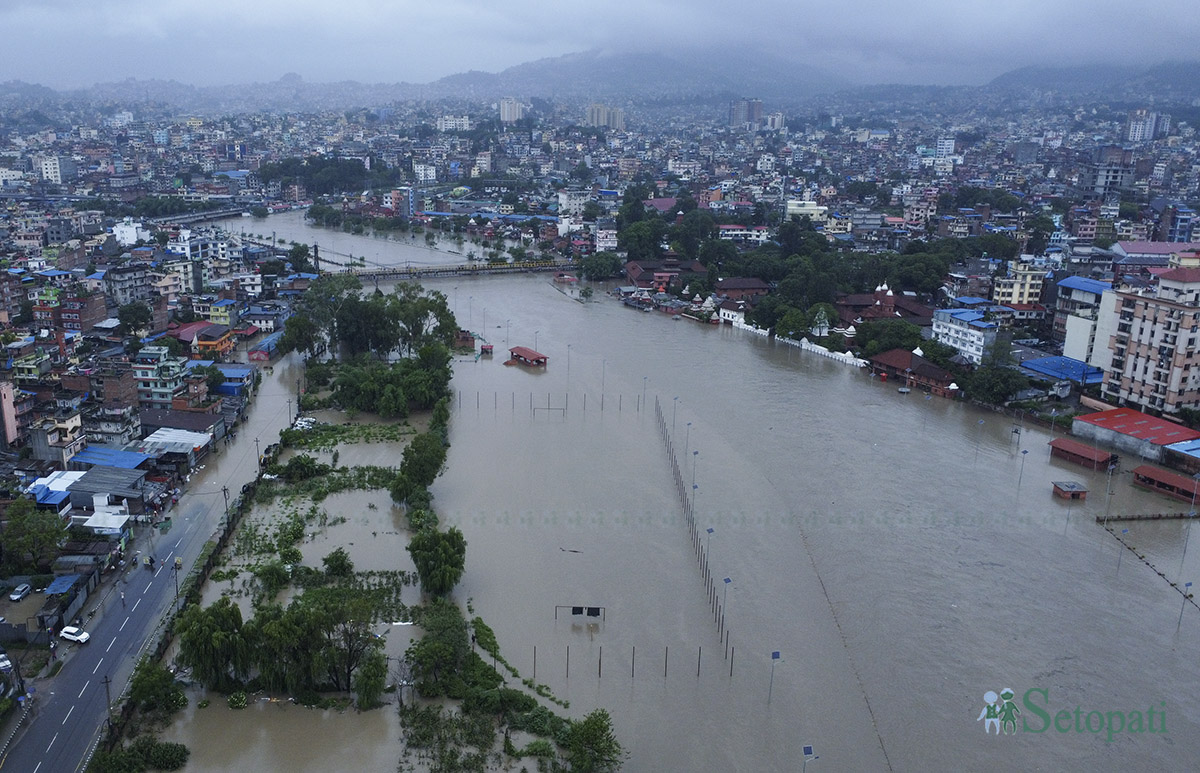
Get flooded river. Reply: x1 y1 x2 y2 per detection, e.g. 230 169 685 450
166 214 1200 771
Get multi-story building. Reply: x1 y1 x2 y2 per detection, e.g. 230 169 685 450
585 104 626 131
1156 204 1195 243
1103 267 1200 414
383 188 415 218
557 189 591 217
1083 146 1134 196
83 403 141 448
29 411 87 467
595 219 618 252
499 98 525 124
728 98 763 130
1053 276 1111 341
133 346 188 409
413 163 437 184
992 261 1047 307
104 262 152 306
1127 109 1171 143
932 308 999 365
436 115 472 132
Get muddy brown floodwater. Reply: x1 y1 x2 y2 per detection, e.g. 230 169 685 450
167 221 1200 771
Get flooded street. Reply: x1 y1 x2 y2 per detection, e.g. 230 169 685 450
166 216 1200 771
215 210 484 270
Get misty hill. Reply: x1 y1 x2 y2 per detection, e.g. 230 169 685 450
426 49 848 101
0 49 849 116
986 64 1140 93
986 61 1200 100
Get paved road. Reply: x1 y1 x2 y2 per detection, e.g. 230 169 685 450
0 353 302 773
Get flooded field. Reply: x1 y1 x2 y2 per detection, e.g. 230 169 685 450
162 218 1200 771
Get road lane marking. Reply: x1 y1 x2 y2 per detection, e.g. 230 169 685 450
143 582 152 594
62 706 73 725
106 637 116 653
175 539 182 547
119 616 129 631
92 658 103 674
132 599 141 612
46 732 57 752
78 681 89 698
33 762 41 773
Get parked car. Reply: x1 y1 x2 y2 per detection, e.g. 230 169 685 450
0 653 11 673
8 584 30 602
59 626 90 644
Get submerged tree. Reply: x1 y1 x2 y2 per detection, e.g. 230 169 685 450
407 526 466 596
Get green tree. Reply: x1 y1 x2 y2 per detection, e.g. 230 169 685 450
581 201 606 220
322 547 354 579
578 251 623 280
353 648 388 709
618 219 667 262
117 301 153 335
405 598 470 696
278 314 321 358
175 597 251 692
567 708 625 772
402 432 448 489
304 588 378 691
963 366 1028 405
2 496 66 572
407 526 467 596
854 320 925 357
288 243 314 273
129 656 184 716
196 364 225 394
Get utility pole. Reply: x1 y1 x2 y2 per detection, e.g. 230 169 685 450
102 675 113 727
222 486 230 517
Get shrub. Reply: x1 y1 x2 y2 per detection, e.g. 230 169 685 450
227 691 247 709
147 741 190 770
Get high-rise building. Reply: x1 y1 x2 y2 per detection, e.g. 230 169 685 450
935 138 957 158
1083 146 1134 196
499 98 525 124
585 104 625 131
729 98 763 130
1103 267 1200 414
1127 109 1171 142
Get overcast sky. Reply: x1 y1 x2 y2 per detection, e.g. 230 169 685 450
3 0 1198 89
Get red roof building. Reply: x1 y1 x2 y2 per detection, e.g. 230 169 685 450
868 348 958 397
508 347 547 366
835 283 934 327
1072 407 1200 462
1048 437 1118 470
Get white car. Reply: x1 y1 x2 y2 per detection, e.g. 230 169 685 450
0 654 11 673
59 626 90 644
8 584 30 602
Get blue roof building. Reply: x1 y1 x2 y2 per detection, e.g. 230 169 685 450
932 308 998 365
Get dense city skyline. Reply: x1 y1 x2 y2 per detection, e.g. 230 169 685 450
3 0 1199 90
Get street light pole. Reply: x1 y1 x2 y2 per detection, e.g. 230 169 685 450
673 396 678 433
685 422 693 457
692 450 699 488
1018 449 1029 489
254 437 261 468
506 319 510 347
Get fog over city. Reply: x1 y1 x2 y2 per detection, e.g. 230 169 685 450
3 0 1198 89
